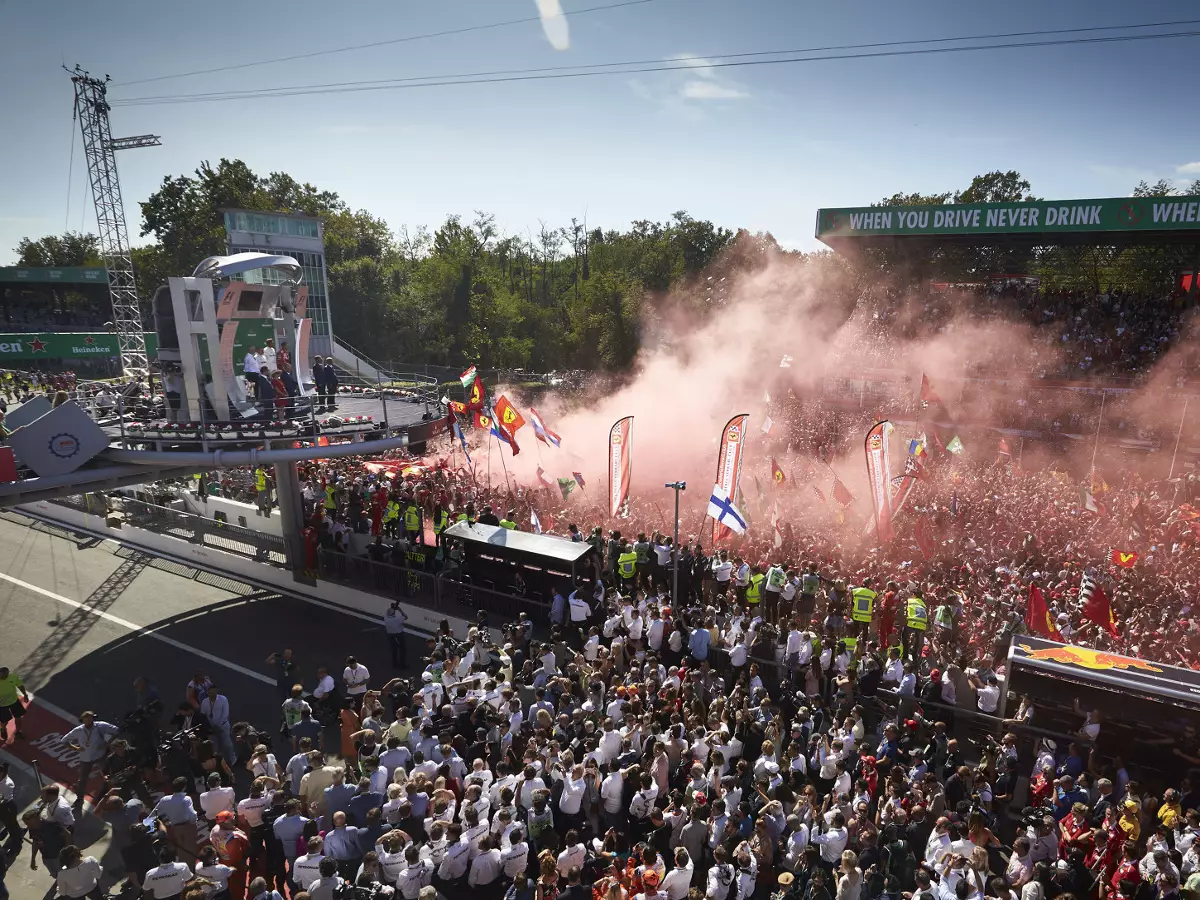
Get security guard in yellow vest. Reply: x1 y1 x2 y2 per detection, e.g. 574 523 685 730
254 466 272 516
617 544 638 590
432 504 450 548
903 591 928 659
745 567 765 610
384 498 400 539
404 498 422 545
499 509 518 530
455 502 476 526
850 578 877 639
323 481 337 513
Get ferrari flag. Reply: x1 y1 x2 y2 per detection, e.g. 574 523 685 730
771 458 786 486
713 414 750 543
608 416 633 518
494 395 526 439
1026 584 1063 640
466 376 486 410
1110 549 1138 568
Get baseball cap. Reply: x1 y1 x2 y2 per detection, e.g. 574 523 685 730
216 810 236 823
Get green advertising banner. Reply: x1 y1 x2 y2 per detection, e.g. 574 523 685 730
816 196 1200 240
0 332 159 361
0 267 108 284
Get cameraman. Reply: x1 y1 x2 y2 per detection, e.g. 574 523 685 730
101 739 153 805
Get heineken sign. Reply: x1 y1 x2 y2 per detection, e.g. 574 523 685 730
0 332 159 361
816 196 1200 240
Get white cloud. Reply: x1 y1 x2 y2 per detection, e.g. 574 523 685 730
680 80 748 100
535 0 569 51
1177 162 1200 174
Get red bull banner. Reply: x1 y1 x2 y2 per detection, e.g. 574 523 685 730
864 420 895 543
713 413 749 543
608 416 633 517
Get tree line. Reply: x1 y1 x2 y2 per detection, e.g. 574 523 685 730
13 163 1200 371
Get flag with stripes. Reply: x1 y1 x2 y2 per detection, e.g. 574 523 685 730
1080 573 1120 639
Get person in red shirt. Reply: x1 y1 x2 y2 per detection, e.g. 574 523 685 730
210 810 250 900
1111 840 1142 897
270 372 289 420
877 581 900 648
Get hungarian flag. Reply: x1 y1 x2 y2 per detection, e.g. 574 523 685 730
1026 585 1063 640
459 365 478 388
1081 576 1120 638
833 478 854 506
920 373 944 408
771 458 786 486
1110 549 1138 568
466 377 486 410
493 395 526 439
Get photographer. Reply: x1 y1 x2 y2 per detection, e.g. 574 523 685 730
101 738 154 806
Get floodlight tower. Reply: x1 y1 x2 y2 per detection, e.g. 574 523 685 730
68 66 160 376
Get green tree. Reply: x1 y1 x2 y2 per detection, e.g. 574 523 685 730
14 232 102 267
954 170 1038 204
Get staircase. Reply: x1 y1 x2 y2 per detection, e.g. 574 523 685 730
330 338 440 406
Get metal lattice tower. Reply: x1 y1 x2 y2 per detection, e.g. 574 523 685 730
69 67 160 376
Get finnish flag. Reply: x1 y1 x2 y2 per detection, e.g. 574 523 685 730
707 483 748 535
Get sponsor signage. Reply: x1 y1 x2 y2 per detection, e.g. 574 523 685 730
817 197 1200 241
0 332 160 360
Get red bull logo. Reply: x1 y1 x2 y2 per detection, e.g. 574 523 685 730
1016 643 1163 673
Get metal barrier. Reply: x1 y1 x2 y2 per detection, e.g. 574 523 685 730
315 548 550 620
45 494 290 566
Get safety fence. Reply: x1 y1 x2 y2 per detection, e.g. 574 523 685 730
315 548 550 620
49 494 290 565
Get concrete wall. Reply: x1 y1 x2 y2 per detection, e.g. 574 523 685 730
16 500 479 640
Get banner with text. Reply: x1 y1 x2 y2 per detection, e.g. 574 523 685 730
817 196 1200 241
864 420 895 544
608 416 633 518
0 332 160 361
713 413 749 543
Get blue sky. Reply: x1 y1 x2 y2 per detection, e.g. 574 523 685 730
3 0 1200 264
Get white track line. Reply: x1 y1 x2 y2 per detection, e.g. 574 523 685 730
0 571 275 685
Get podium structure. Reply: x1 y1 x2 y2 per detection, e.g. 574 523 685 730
151 253 313 423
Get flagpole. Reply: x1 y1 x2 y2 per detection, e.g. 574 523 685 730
487 431 493 491
496 433 513 495
1090 389 1106 473
1170 398 1190 480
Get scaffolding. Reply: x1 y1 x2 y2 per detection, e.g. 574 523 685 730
69 67 160 376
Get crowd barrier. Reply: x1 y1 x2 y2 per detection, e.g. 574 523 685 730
314 547 551 621
51 494 290 566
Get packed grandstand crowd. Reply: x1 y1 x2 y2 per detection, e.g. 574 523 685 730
2 283 1200 900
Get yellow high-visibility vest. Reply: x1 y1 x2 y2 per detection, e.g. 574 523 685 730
851 588 877 623
906 598 928 631
433 511 449 534
254 468 267 492
384 501 399 522
404 505 419 531
746 574 764 604
618 551 637 579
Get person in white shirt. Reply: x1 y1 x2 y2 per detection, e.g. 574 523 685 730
200 687 236 764
199 772 236 822
54 846 103 900
196 846 236 894
293 838 327 890
243 347 263 398
395 845 433 900
343 657 370 705
712 553 733 595
662 848 695 900
468 837 502 887
558 833 587 878
811 811 849 865
144 847 193 900
308 857 345 900
261 340 278 373
64 711 120 804
500 829 529 879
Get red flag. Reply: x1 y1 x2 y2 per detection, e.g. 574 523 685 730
771 458 786 486
833 479 854 506
1026 585 1063 640
920 373 944 408
466 377 486 410
449 400 469 415
997 438 1011 456
1109 549 1138 568
493 395 526 439
1082 580 1120 639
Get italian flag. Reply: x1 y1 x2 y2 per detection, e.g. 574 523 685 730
459 365 478 388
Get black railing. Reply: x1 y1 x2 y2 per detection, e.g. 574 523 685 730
315 548 550 620
47 494 290 566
